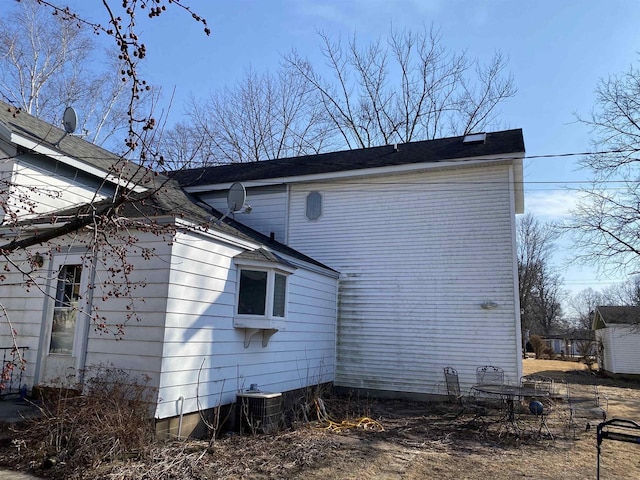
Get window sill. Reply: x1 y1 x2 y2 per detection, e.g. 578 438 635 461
233 316 286 347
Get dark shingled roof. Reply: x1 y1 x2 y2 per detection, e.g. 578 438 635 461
595 306 640 326
174 129 525 186
0 102 123 173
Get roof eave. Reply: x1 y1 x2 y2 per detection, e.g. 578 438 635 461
183 153 525 193
8 130 147 194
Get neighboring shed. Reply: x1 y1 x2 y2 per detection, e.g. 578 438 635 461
593 306 640 376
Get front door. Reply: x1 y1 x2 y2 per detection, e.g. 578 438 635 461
39 255 90 386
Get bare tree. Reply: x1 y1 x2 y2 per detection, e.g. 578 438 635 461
602 275 640 306
165 25 516 169
0 1 210 375
172 68 332 166
0 0 132 147
517 213 563 334
154 119 212 170
569 59 640 273
532 269 565 336
569 287 606 331
283 26 516 150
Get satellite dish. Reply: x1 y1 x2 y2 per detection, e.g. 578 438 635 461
54 106 78 147
215 182 251 225
227 182 247 213
62 106 78 134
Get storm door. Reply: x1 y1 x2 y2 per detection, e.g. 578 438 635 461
39 257 90 385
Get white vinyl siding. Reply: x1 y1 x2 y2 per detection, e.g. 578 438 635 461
287 164 521 395
0 248 48 389
7 154 113 218
596 326 640 375
0 232 172 393
199 185 288 242
156 231 337 420
82 233 172 388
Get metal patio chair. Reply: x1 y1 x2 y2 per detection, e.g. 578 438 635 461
444 367 464 405
476 365 505 386
520 374 555 398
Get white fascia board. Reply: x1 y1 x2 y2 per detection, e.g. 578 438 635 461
10 131 147 193
1 213 177 240
175 217 259 250
282 257 340 279
513 155 524 214
183 153 523 193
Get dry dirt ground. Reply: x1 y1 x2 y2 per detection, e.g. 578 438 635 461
2 359 640 479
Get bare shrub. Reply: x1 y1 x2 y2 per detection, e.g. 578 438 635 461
528 335 556 359
575 338 597 371
13 366 156 478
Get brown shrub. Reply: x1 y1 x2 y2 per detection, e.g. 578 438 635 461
14 366 156 478
528 335 556 359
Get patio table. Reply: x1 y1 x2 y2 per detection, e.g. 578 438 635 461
472 383 543 437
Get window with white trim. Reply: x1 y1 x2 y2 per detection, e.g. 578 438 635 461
237 269 288 319
49 264 83 355
232 249 296 338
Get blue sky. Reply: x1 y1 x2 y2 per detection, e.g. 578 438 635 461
67 1 640 298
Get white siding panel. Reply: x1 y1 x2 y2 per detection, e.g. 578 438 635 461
200 185 287 241
599 326 640 375
78 233 171 386
287 165 521 395
155 231 337 420
0 249 47 388
8 155 112 218
0 232 171 394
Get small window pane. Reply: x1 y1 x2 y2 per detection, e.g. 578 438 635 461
50 265 82 355
273 273 287 317
238 269 267 315
306 192 322 220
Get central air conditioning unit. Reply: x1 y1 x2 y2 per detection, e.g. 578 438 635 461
236 390 282 434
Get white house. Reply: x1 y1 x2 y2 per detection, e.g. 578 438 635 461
0 103 338 436
593 306 640 376
176 129 526 395
0 102 526 435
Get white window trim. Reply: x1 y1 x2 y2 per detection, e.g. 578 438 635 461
232 259 295 334
49 260 89 356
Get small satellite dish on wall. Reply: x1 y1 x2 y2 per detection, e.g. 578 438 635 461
216 182 251 224
62 106 78 134
227 182 247 213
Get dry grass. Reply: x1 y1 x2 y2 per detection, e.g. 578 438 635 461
2 359 640 479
